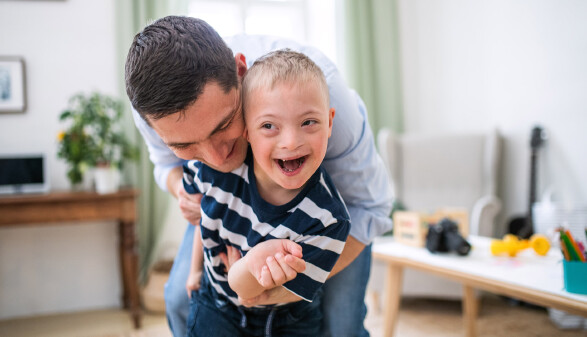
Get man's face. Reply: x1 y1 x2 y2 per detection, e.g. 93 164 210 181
244 80 334 192
148 82 249 173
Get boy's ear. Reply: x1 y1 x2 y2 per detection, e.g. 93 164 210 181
327 108 335 138
235 53 248 79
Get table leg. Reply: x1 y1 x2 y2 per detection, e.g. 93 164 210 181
382 263 404 337
463 285 478 337
119 220 142 329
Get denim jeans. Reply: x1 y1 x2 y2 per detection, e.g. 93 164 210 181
165 223 372 337
186 273 322 337
164 223 194 336
321 243 371 337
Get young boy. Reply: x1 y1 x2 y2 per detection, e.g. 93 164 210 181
182 49 350 336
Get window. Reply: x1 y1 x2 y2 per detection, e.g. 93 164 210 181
188 0 339 65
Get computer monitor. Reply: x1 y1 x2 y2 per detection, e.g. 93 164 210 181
0 154 49 194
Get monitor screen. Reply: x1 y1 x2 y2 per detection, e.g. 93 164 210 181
0 155 48 194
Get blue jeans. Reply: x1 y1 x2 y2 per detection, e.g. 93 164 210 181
321 243 371 337
165 223 372 337
186 273 322 337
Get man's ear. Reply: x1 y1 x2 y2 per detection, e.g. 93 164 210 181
235 53 247 79
327 108 335 138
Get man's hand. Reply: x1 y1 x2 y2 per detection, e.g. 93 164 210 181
167 166 203 225
176 183 203 225
244 240 306 288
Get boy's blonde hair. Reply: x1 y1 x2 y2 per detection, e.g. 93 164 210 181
242 49 330 114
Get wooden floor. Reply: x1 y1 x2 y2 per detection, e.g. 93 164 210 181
0 294 585 337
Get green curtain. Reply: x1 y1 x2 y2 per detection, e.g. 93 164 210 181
344 0 404 135
115 0 189 283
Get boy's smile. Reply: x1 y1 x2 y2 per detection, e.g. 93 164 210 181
276 156 306 175
244 80 334 204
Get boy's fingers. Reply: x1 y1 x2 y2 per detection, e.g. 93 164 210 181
229 245 242 259
275 253 297 281
282 240 303 258
266 255 286 286
284 254 306 273
218 252 229 272
225 245 242 267
259 266 274 288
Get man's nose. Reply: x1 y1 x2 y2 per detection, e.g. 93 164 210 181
200 140 230 166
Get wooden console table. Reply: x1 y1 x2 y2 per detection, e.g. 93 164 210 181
0 189 141 328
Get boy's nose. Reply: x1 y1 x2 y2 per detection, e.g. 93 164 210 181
279 129 303 150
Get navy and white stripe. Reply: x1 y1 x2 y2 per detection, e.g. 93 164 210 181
183 148 350 306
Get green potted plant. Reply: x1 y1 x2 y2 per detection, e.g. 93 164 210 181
57 92 139 193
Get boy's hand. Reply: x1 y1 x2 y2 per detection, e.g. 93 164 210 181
239 286 301 307
245 240 306 288
185 269 202 298
218 245 243 273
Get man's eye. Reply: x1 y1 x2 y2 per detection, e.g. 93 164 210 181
219 119 233 131
172 144 191 150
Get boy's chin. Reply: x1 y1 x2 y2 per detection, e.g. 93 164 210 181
275 175 309 191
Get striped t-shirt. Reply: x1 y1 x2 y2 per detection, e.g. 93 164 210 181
182 148 350 306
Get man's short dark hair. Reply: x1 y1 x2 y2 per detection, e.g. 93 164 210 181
125 16 238 121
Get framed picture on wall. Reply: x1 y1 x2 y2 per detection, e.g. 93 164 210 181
0 57 27 114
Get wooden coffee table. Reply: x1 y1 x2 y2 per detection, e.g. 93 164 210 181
372 236 587 337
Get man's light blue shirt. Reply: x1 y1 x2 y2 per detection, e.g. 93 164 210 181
131 35 393 245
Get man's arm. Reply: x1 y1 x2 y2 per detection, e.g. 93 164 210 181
132 107 185 192
133 107 204 224
328 236 365 276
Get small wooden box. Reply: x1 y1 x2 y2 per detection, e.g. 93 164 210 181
393 208 469 247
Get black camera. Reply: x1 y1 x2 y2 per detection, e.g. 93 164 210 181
426 218 471 256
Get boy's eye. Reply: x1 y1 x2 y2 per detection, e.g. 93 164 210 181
302 120 317 126
262 123 274 129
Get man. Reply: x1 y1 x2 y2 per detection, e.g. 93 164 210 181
125 16 392 337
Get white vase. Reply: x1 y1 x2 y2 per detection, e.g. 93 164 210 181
94 166 120 194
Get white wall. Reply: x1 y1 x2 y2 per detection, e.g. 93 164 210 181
397 0 587 235
0 0 122 319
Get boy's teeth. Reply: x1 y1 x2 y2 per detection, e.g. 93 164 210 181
278 158 304 172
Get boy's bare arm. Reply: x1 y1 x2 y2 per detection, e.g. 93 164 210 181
227 256 267 300
240 236 365 306
186 225 204 296
227 240 306 300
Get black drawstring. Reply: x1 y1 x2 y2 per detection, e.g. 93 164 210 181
264 307 278 337
237 306 247 328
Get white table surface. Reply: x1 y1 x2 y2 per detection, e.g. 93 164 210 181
373 235 587 303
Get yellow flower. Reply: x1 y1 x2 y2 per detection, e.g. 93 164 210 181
57 131 66 141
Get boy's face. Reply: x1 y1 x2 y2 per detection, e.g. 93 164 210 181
244 80 334 191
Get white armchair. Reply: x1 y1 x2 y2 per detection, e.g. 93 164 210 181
371 128 502 298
